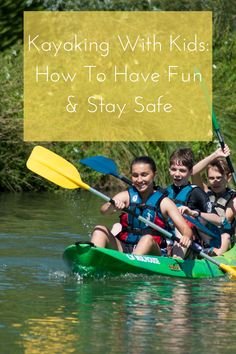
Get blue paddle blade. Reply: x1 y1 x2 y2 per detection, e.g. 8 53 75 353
80 155 133 186
80 156 119 176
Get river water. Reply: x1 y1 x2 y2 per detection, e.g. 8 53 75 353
1 192 236 354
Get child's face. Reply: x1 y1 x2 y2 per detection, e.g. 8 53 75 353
131 162 155 194
207 166 228 193
169 162 192 187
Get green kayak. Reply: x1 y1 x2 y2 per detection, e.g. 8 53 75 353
63 242 236 279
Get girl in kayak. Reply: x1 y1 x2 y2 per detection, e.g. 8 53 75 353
91 156 193 256
192 145 236 255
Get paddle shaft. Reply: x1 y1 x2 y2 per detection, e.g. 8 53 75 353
214 126 236 184
117 174 133 186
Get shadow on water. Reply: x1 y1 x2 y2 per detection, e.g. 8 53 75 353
1 193 236 354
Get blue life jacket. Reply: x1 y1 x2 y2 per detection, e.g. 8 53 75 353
165 184 197 206
166 184 221 244
118 187 166 245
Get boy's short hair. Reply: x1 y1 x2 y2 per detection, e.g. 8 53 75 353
169 148 194 171
207 158 230 176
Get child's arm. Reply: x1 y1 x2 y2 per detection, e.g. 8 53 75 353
192 145 230 190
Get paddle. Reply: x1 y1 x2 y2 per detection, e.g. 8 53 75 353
80 155 219 237
212 112 236 185
80 155 132 185
194 67 236 185
26 146 236 278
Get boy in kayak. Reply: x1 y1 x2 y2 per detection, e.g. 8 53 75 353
165 147 221 258
192 145 236 255
91 156 193 256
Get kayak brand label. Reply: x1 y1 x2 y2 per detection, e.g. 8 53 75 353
126 254 160 264
24 12 212 141
169 264 181 271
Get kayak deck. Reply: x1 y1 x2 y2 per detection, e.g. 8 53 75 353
63 243 236 279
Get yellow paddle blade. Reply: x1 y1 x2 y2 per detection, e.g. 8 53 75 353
26 146 90 190
220 264 236 280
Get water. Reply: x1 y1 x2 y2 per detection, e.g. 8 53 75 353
1 192 236 354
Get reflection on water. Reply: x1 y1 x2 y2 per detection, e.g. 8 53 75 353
17 276 236 354
2 275 236 354
1 193 236 354
22 315 79 354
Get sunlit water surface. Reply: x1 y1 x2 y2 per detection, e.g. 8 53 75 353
1 193 236 354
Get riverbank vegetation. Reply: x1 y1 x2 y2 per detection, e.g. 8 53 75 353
0 0 235 192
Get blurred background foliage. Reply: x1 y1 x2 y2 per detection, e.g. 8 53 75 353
0 0 235 191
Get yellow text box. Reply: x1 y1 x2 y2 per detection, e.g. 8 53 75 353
24 11 212 141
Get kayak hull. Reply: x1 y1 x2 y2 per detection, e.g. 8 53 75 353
63 243 236 279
